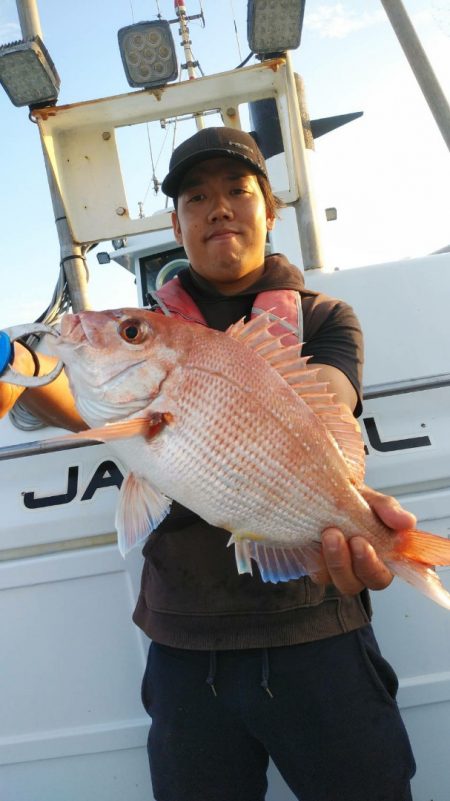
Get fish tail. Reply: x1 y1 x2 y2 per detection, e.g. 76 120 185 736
390 529 450 566
386 529 450 609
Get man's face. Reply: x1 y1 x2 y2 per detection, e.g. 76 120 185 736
171 157 274 295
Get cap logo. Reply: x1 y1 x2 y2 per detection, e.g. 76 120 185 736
227 140 253 154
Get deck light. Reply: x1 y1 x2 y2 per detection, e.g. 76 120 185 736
118 21 178 89
247 0 305 55
0 36 60 108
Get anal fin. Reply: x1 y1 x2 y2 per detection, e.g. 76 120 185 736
230 537 323 584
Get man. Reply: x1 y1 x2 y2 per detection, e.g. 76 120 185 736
135 127 416 801
0 127 415 800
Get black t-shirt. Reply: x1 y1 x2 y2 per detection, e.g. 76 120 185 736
134 253 369 648
178 253 363 415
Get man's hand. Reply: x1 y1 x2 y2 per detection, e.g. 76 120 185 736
316 487 417 595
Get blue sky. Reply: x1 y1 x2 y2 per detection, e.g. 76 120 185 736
0 0 449 327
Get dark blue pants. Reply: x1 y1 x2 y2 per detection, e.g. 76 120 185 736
141 626 415 801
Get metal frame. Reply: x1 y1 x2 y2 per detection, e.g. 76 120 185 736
33 58 306 246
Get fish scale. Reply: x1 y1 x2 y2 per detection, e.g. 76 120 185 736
49 307 450 609
145 347 367 543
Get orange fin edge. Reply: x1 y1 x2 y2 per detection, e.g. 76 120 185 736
390 529 450 566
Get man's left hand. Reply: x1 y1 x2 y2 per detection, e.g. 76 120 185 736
316 487 417 595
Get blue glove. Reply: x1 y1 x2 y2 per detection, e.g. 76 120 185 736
0 331 13 375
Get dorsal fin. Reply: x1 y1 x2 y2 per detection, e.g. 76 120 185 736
226 312 365 486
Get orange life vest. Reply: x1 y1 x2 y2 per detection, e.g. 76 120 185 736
153 276 304 345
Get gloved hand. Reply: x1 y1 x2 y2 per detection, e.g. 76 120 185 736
0 331 13 375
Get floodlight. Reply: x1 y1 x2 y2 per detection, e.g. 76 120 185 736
0 36 60 108
118 20 178 89
247 0 305 55
96 252 111 265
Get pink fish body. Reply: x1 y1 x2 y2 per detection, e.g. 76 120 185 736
51 308 450 608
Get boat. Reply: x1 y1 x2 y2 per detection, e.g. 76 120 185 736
1 1 449 799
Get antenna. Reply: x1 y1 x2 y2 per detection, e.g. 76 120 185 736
173 0 205 129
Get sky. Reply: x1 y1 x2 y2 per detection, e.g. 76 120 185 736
0 0 449 327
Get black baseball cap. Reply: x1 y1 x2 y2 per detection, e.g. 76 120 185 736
161 126 268 198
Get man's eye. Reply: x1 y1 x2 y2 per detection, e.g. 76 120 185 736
187 193 205 203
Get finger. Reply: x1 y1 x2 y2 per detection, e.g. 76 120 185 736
361 486 416 530
349 536 394 590
305 550 331 586
309 564 332 585
321 529 365 595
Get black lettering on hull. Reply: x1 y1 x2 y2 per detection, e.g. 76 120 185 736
22 461 125 510
23 465 79 508
363 417 431 453
81 460 124 500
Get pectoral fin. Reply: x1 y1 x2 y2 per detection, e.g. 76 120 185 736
38 415 166 447
115 472 172 557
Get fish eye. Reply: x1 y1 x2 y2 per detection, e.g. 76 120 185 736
118 318 149 344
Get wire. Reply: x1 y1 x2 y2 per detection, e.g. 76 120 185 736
164 103 181 211
146 123 156 183
229 0 243 61
141 123 171 206
236 52 253 69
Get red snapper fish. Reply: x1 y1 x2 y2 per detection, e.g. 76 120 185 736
49 307 450 609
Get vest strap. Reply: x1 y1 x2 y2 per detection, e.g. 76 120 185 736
155 277 208 325
155 278 303 343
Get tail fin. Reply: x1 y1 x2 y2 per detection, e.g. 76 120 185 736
387 529 450 610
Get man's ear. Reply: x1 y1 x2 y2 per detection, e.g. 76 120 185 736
172 211 183 244
266 214 275 232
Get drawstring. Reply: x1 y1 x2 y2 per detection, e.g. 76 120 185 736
205 649 274 698
206 651 218 696
261 649 274 698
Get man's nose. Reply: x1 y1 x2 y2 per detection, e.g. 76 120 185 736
207 195 234 222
